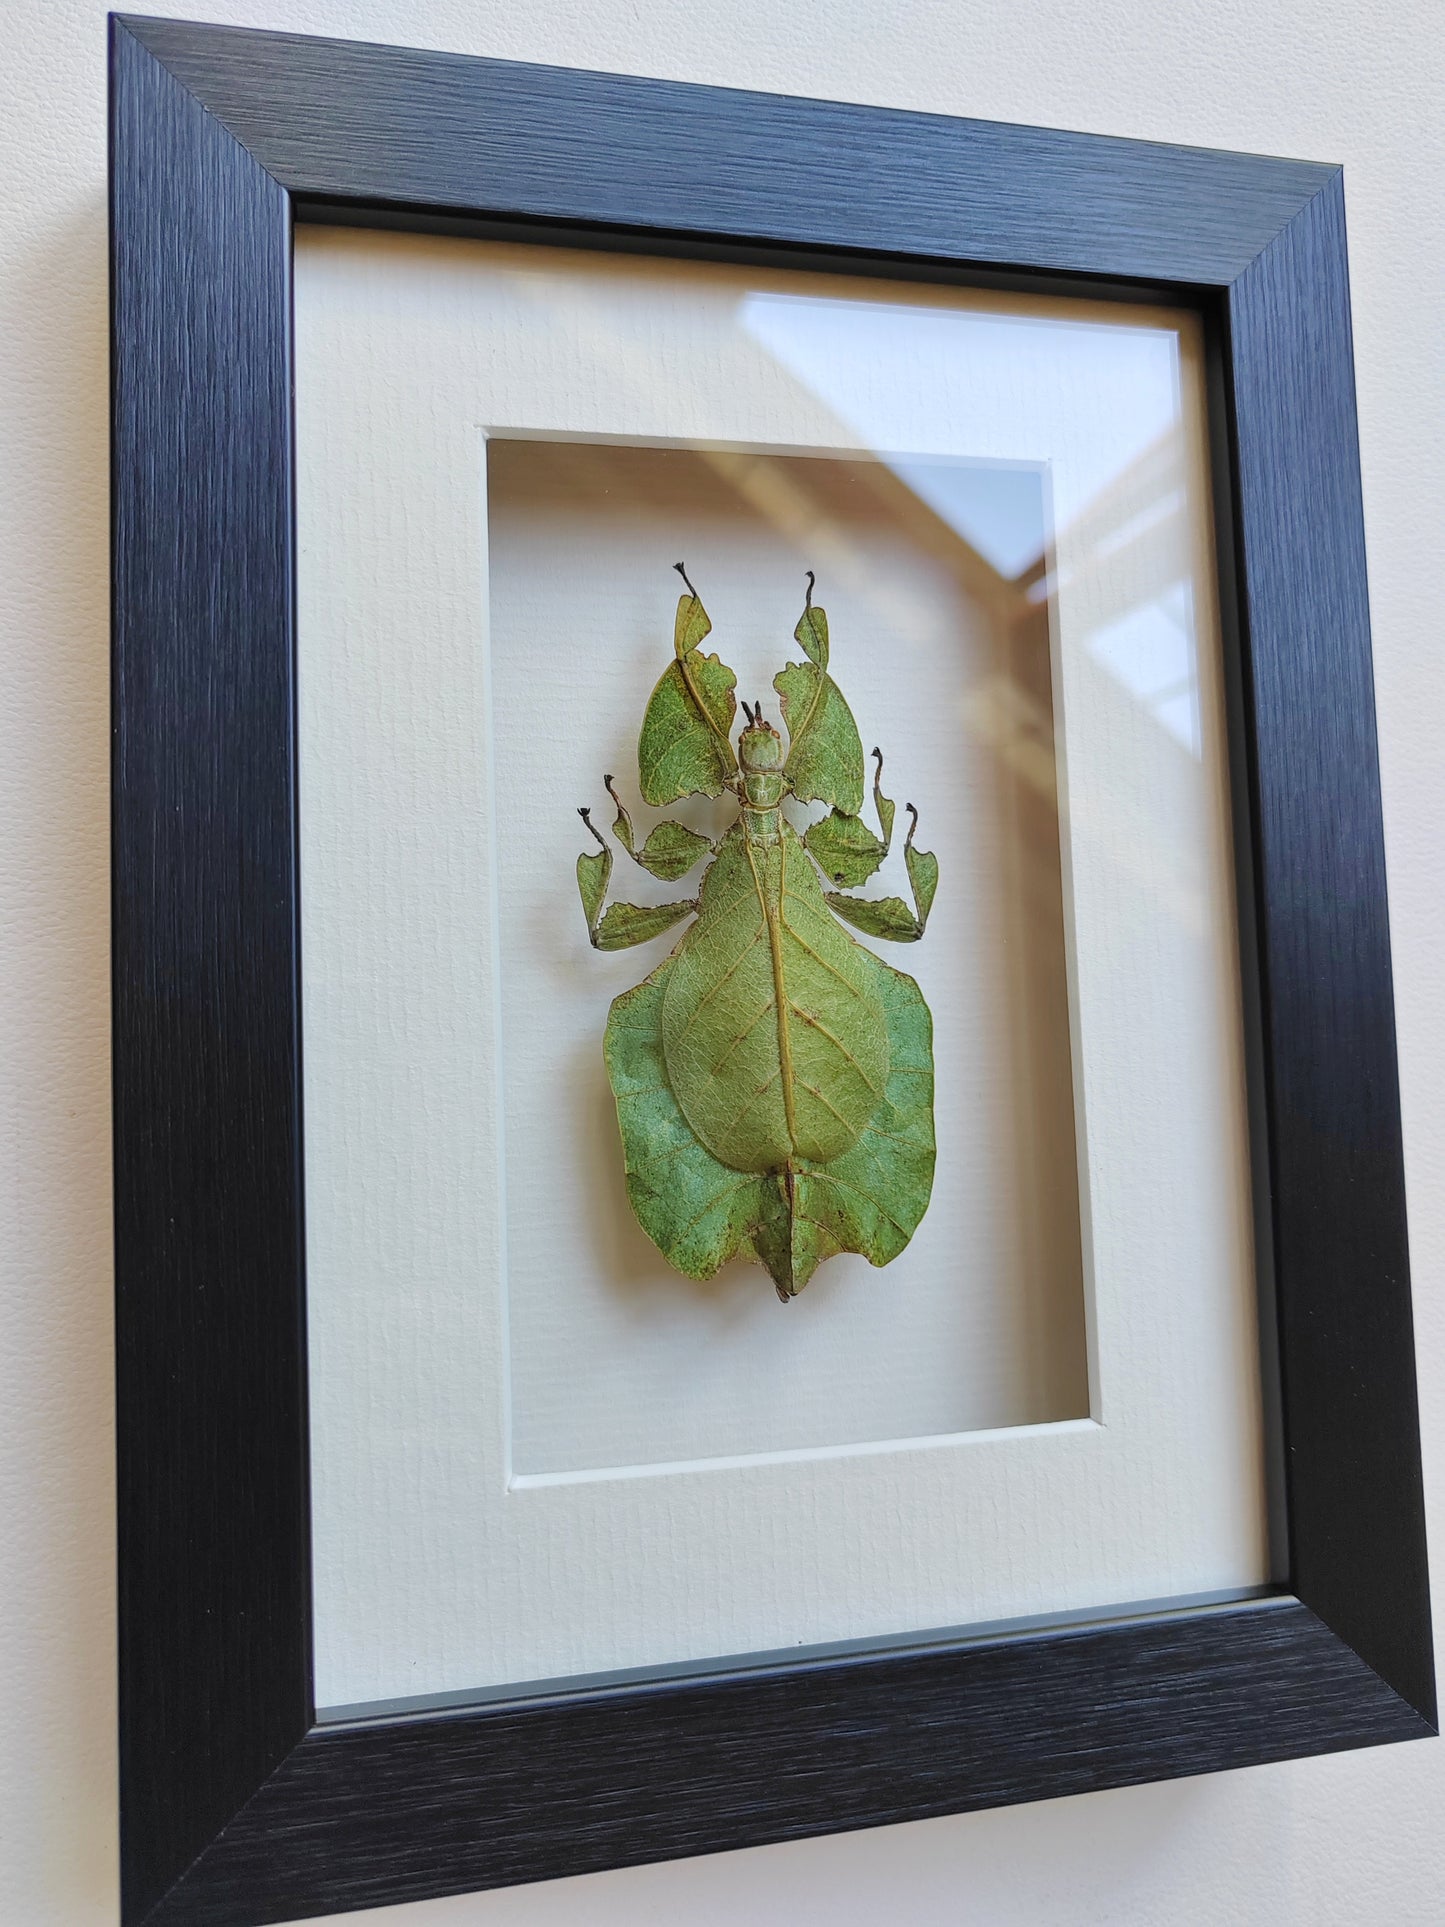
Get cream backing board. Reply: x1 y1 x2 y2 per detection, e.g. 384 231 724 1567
295 228 1272 1710
488 435 1088 1475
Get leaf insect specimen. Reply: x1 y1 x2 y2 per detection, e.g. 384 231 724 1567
577 567 938 1301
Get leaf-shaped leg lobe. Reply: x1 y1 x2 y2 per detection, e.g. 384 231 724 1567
637 585 738 805
775 584 866 815
824 803 939 942
605 776 713 880
577 807 697 949
604 944 934 1298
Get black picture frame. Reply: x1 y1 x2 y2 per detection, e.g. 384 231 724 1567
110 14 1435 1925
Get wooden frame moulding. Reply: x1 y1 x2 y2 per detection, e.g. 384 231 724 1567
110 15 1434 1924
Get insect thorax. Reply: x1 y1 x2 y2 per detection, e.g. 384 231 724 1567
739 719 787 814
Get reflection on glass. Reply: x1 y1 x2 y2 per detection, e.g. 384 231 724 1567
1089 581 1201 754
739 287 1203 766
299 225 1254 1714
488 271 1216 1474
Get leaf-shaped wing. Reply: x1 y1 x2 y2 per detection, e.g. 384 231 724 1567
603 938 934 1297
780 954 934 1283
804 808 886 887
605 956 775 1281
660 826 887 1172
638 590 738 805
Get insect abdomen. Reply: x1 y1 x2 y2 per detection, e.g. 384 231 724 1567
660 825 888 1172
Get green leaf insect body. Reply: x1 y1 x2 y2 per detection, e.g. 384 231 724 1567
577 566 937 1302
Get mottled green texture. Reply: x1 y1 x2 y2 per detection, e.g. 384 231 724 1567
805 746 897 885
606 942 934 1297
826 807 938 944
576 811 699 951
606 776 712 879
637 589 738 804
773 592 867 816
804 807 887 887
577 570 938 1300
661 824 888 1170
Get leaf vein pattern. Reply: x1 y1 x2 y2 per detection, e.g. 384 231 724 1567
796 1077 853 1132
678 927 767 1030
632 1137 699 1176
778 920 866 998
809 1170 913 1239
710 1001 774 1079
858 1119 930 1149
697 879 763 928
789 1004 882 1091
671 1177 758 1244
715 1066 782 1143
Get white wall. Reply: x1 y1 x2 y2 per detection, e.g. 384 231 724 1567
2 0 1441 1921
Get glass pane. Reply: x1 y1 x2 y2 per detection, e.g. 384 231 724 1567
295 231 1272 1715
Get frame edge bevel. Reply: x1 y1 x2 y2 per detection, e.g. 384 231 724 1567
111 17 313 1921
1224 172 1434 1722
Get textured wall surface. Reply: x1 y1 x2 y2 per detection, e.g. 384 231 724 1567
1 0 1441 1921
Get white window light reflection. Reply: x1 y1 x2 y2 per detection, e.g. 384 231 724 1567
739 289 1203 764
1085 581 1203 756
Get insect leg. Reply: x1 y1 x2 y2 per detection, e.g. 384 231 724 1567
604 775 712 881
823 803 938 942
576 806 698 951
869 746 898 856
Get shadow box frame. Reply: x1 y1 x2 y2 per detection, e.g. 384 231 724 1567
109 13 1435 1925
